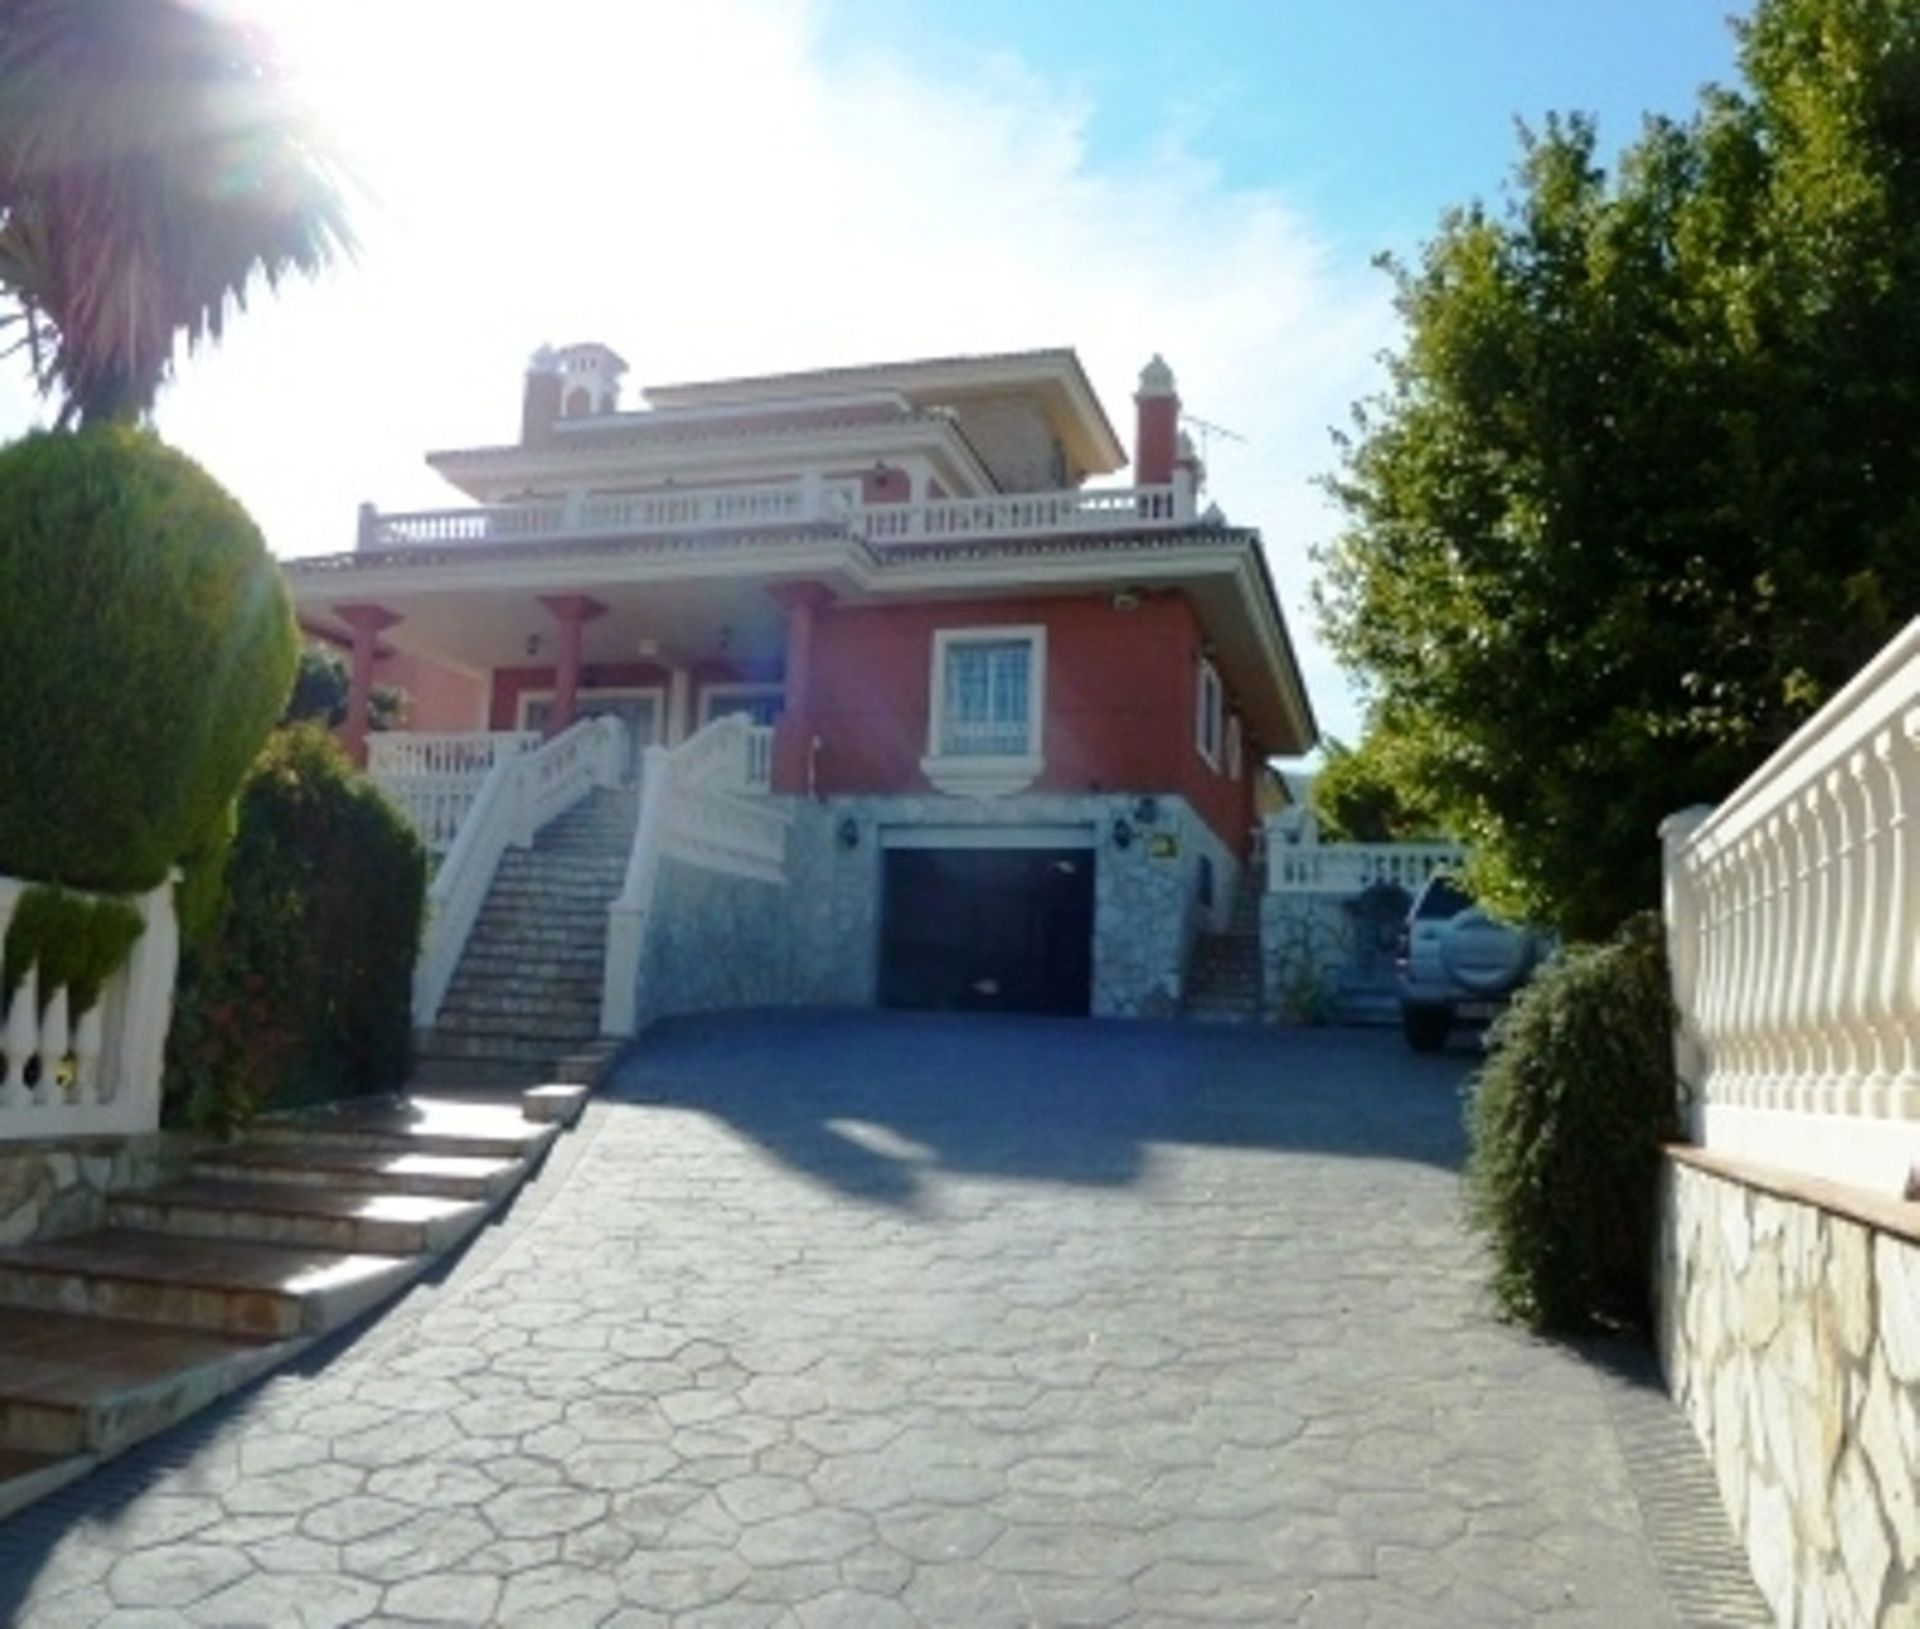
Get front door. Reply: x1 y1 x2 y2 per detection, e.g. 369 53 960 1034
522 691 662 782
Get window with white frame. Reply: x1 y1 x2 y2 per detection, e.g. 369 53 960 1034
923 625 1046 795
1196 658 1225 768
1226 714 1243 781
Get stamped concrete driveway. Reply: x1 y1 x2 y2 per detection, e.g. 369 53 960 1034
1 1012 1748 1627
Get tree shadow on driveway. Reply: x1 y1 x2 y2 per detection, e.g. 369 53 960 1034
605 1008 1474 1212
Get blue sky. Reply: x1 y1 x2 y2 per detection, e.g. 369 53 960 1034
820 1 1745 262
1 1 1754 748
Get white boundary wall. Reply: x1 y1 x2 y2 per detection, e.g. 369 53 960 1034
1663 617 1920 1195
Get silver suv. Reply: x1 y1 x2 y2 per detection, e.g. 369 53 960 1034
1395 874 1547 1051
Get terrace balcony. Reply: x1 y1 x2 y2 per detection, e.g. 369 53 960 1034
354 472 1200 556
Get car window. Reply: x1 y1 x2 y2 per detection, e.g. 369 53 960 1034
1415 877 1473 919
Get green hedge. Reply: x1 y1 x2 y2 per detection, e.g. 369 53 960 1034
0 427 296 919
2 886 145 1015
1465 914 1680 1333
166 726 425 1132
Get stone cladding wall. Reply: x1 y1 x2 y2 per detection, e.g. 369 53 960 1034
1260 894 1354 1022
0 1134 180 1246
633 857 793 1033
1657 1155 1920 1626
636 794 1237 1026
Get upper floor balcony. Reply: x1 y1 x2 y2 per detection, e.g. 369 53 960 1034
355 471 1202 557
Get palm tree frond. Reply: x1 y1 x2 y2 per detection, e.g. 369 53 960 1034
0 0 355 422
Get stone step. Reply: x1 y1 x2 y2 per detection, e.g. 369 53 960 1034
449 962 605 988
427 1010 602 1042
1182 952 1259 979
530 824 634 843
437 1000 600 1027
0 1230 417 1340
457 954 602 978
445 960 604 987
415 1045 577 1079
465 917 608 943
437 992 602 1022
483 870 624 892
193 1144 522 1203
522 1084 590 1125
1181 1006 1262 1024
478 894 618 916
497 847 627 866
421 1043 593 1073
1187 974 1262 993
109 1180 488 1256
411 1057 551 1091
245 1098 557 1162
0 1445 90 1523
0 1307 279 1459
471 901 611 927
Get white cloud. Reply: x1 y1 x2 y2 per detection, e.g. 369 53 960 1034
0 0 1391 741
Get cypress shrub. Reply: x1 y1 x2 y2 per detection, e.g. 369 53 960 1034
166 726 425 1132
0 427 296 917
1465 913 1680 1333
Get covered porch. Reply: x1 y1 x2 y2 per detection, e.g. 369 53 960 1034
297 569 819 850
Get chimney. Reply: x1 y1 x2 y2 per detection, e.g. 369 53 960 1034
1135 353 1179 486
521 344 563 446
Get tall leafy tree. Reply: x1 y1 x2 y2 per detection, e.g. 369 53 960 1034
1319 0 1920 940
0 0 352 424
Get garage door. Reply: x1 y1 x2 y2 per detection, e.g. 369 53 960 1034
879 845 1095 1016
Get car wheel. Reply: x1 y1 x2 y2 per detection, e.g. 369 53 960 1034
1401 1003 1451 1053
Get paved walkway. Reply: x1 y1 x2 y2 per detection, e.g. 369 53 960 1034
2 1013 1741 1626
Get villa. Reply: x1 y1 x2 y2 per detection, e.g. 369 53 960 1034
285 343 1317 1076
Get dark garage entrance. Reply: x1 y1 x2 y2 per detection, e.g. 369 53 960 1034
879 843 1095 1016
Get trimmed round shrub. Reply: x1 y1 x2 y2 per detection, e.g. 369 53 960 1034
1465 913 1679 1333
0 427 297 905
165 726 425 1132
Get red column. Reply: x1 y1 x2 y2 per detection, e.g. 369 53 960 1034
768 583 833 794
334 603 402 768
538 595 608 737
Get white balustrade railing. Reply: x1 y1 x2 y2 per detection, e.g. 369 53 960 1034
357 476 1196 555
745 725 773 793
602 715 790 1036
1663 617 1920 1194
369 731 539 852
362 478 860 552
368 731 539 780
0 874 179 1141
1266 838 1467 896
413 715 623 1027
857 482 1191 544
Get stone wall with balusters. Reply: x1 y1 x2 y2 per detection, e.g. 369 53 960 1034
1663 618 1920 1196
0 874 179 1144
1659 616 1920 1625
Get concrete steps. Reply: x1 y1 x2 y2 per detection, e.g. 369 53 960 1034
1182 885 1267 1023
417 785 637 1081
0 1310 278 1458
109 1181 487 1256
0 1230 415 1339
191 1144 524 1202
0 1081 591 1521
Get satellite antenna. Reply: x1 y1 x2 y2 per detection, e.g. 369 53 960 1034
1180 411 1248 472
